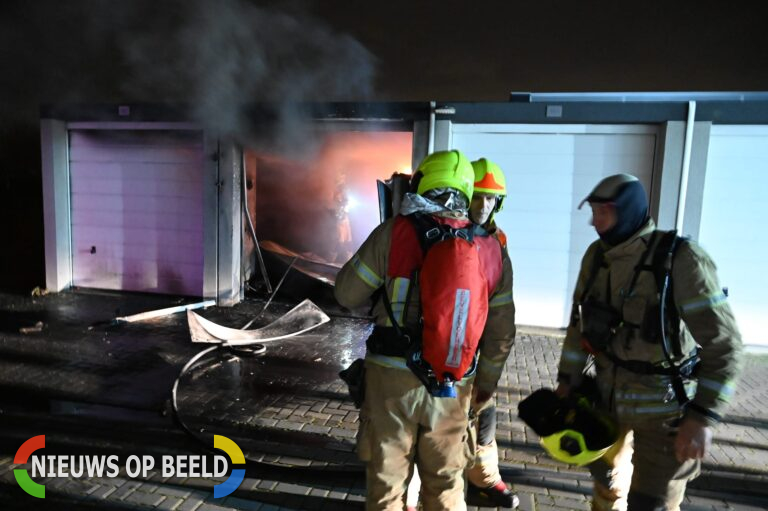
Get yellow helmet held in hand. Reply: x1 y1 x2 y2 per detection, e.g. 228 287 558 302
414 150 474 203
518 386 618 466
539 420 614 466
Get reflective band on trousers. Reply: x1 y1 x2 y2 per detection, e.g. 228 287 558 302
366 354 409 370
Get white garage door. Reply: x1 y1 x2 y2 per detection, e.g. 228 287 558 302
70 130 205 296
699 125 768 348
452 124 657 328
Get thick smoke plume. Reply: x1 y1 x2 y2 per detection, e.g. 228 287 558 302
121 0 376 149
2 0 376 149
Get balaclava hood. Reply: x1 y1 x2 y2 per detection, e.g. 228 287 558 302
579 174 649 246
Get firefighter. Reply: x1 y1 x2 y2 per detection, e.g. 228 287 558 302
465 158 519 508
332 172 354 263
555 173 743 510
335 150 513 510
405 157 518 510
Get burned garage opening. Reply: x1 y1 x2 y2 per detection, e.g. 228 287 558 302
40 103 427 306
244 127 413 291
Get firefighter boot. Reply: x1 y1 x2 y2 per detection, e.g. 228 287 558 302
468 480 519 508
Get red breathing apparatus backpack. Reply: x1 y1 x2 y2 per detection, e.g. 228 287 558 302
387 213 489 397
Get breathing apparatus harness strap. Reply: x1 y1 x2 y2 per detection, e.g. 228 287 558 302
579 229 698 406
367 278 417 357
578 244 606 305
604 349 700 406
366 214 479 393
626 230 685 358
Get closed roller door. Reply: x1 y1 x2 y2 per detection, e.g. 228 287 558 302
700 125 768 348
452 125 657 327
70 129 204 296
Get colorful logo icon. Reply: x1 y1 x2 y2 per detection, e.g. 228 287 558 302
212 435 245 498
14 435 45 498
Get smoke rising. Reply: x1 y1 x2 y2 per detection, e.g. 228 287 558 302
2 0 376 148
120 0 376 148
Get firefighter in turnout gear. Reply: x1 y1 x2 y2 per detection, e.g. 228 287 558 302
405 157 518 509
335 150 514 510
555 174 743 511
465 158 518 508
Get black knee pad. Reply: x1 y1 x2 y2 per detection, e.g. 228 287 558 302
627 490 666 511
477 405 497 446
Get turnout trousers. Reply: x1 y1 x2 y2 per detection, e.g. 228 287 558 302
358 361 474 511
590 415 700 511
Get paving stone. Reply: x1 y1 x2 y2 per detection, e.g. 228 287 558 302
156 496 184 510
327 490 349 500
513 483 552 495
345 492 365 502
107 482 139 501
305 411 332 421
550 496 590 510
276 456 313 467
221 496 263 510
302 424 332 435
125 490 166 507
257 480 278 491
330 427 357 439
88 484 119 499
156 485 194 498
197 502 237 511
177 493 208 511
516 492 535 511
276 420 304 431
275 482 311 495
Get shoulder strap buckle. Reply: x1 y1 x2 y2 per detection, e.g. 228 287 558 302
424 227 441 240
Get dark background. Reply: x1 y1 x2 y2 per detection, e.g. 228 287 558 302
2 0 766 294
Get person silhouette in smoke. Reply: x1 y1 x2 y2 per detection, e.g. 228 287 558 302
331 172 354 263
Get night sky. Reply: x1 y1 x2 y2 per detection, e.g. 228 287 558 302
316 0 768 100
0 0 766 292
2 0 767 115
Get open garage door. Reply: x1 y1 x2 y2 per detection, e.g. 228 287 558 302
451 124 658 328
248 129 413 272
699 125 768 348
69 129 205 296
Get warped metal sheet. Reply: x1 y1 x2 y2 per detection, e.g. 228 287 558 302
260 240 340 285
260 240 341 268
116 300 216 323
188 298 330 345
